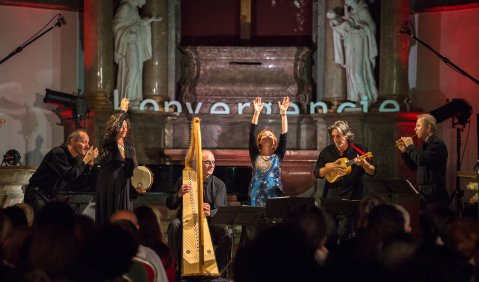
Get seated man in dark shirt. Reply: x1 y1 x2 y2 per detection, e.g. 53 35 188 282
24 129 98 216
166 150 233 276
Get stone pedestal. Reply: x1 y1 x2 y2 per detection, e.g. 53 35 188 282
0 166 36 207
180 46 313 113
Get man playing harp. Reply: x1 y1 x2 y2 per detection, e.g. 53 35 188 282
166 150 233 276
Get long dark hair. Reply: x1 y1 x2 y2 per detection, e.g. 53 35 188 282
133 205 173 267
100 113 130 160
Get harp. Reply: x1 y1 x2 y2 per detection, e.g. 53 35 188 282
182 117 219 278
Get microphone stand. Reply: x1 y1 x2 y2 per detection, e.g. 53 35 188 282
400 22 479 86
401 22 477 216
0 16 65 65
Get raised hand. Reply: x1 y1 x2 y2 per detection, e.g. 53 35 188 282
83 146 99 165
278 96 290 114
401 137 413 147
253 97 264 114
396 139 407 153
120 98 129 112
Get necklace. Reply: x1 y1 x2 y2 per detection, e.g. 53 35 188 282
118 143 125 153
257 154 272 173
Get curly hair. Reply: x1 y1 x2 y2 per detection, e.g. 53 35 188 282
100 112 130 160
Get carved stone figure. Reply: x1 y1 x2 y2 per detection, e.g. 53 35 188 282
113 0 161 105
328 0 378 103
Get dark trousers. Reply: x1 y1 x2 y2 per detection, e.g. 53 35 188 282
23 186 49 217
23 185 67 218
322 188 358 247
325 213 354 247
167 218 233 275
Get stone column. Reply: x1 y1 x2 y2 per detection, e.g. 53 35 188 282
323 0 347 111
379 0 409 104
83 0 114 110
142 0 169 107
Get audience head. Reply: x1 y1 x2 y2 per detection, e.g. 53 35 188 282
285 205 327 250
4 205 28 227
85 221 139 280
420 206 456 245
367 204 406 239
358 194 388 229
34 201 76 232
234 224 320 282
443 218 479 261
110 209 139 229
3 225 32 268
0 210 13 243
15 202 34 226
134 205 164 242
28 226 77 280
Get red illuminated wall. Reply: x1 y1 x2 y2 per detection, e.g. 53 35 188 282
252 0 312 45
412 7 479 188
181 0 313 46
181 0 241 45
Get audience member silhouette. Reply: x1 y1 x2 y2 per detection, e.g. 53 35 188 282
234 224 321 282
134 205 175 282
3 206 27 228
84 221 139 280
111 209 169 282
285 205 329 265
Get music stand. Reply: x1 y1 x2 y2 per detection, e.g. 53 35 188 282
364 178 419 202
265 196 315 220
210 206 266 277
210 206 265 226
320 198 360 216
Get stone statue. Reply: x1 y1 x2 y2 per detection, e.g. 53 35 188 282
327 0 378 104
113 0 162 105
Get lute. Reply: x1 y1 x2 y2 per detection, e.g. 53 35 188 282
325 152 373 183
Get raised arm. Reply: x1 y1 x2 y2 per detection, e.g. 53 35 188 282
251 97 263 125
278 97 290 134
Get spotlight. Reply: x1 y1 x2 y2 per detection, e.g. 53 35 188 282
44 88 89 128
430 99 472 126
1 149 22 166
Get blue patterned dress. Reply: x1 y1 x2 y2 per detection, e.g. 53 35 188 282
249 123 287 206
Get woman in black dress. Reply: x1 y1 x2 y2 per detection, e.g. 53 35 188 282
96 98 137 224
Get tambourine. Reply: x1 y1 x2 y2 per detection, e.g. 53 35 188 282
131 166 154 194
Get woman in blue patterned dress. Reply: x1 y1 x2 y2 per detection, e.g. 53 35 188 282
249 96 290 206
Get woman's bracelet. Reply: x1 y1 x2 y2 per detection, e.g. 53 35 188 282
280 111 286 116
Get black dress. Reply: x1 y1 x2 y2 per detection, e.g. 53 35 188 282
95 112 137 224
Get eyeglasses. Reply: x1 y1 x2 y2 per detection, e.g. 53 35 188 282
202 160 216 166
